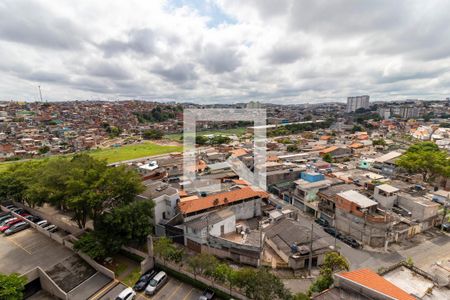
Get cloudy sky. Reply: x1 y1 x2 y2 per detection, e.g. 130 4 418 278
0 0 449 103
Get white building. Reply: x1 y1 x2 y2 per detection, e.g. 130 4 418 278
346 95 370 113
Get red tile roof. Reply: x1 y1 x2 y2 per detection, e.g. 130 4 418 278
337 269 415 300
178 186 269 215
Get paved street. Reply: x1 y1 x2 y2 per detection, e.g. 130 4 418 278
269 195 450 271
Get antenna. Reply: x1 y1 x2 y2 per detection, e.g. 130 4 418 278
37 85 44 102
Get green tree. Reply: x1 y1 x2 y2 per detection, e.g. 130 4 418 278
308 252 349 297
95 200 155 247
209 135 231 145
396 141 449 182
0 160 44 207
195 135 209 145
153 237 184 265
38 145 50 154
373 139 386 146
73 232 108 260
351 125 364 133
187 253 218 279
287 145 298 152
212 263 236 293
323 153 333 163
142 129 164 140
0 273 27 300
234 267 290 300
292 292 309 300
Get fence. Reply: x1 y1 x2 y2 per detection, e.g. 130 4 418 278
155 257 249 300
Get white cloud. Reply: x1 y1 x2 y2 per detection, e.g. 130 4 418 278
0 0 449 103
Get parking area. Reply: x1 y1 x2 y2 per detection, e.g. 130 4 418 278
0 227 73 274
97 277 203 300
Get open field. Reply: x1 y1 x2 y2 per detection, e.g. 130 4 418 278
87 142 182 163
164 127 247 141
0 142 183 172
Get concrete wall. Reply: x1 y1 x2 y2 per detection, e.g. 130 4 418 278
209 214 236 237
335 210 389 247
374 188 397 209
397 195 439 221
78 252 115 280
11 202 83 235
23 268 68 300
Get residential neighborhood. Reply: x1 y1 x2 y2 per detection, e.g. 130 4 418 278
2 1 450 299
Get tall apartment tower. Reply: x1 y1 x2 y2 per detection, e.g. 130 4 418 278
346 95 370 113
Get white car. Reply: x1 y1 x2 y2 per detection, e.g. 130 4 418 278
145 271 168 295
116 287 136 300
44 224 58 232
36 220 48 227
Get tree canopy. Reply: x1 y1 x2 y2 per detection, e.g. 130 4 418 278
142 129 164 140
396 141 450 182
0 154 144 229
0 273 27 300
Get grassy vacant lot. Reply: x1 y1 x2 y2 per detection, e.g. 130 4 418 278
0 142 183 172
87 142 182 163
164 127 248 141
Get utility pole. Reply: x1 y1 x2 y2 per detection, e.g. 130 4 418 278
37 85 43 102
441 193 449 231
308 222 314 276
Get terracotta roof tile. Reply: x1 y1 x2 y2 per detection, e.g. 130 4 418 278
178 186 269 215
337 269 415 300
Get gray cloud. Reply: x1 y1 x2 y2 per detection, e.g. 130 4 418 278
199 44 241 73
0 0 86 50
0 0 450 103
100 28 156 57
266 43 309 64
152 62 198 83
86 61 133 80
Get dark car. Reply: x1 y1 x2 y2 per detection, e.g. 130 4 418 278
324 227 341 238
0 213 12 224
442 223 450 232
314 218 329 227
341 236 361 248
199 288 215 300
133 269 157 291
11 208 28 215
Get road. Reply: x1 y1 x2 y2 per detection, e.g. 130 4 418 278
268 195 450 271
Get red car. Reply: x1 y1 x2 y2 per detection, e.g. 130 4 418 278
0 218 24 232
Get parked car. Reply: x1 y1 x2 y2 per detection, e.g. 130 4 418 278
4 221 30 236
323 227 341 238
115 287 136 300
199 288 215 300
44 224 58 233
314 218 329 227
11 208 28 215
28 215 42 222
341 236 361 248
0 218 22 232
0 213 12 224
36 220 49 227
442 223 450 232
0 217 16 226
145 271 168 295
134 269 157 291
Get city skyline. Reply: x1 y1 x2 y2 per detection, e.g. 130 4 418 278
1 1 450 103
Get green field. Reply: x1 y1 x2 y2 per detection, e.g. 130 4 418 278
164 127 248 141
0 142 183 172
88 142 182 163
